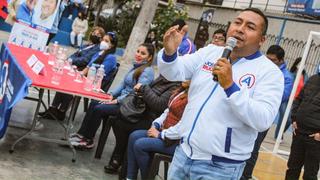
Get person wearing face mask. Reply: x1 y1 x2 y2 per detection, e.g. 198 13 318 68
39 26 105 120
70 11 88 48
81 32 118 84
70 26 105 70
69 43 155 149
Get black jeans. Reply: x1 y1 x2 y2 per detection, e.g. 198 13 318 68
78 100 120 139
241 129 269 180
51 92 74 111
285 133 320 180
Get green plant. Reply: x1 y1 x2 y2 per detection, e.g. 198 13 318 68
152 0 188 48
98 1 140 48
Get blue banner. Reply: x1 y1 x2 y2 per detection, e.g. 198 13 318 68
287 0 320 16
0 44 31 138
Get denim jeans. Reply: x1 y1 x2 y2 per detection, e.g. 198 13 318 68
168 145 246 180
126 130 177 180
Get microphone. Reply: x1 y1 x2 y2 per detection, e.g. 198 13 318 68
213 37 237 81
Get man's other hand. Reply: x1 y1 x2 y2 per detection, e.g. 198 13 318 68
212 58 233 89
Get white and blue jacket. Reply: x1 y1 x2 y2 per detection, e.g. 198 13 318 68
158 44 284 161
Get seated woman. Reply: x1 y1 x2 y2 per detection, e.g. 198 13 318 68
70 11 88 48
105 74 181 175
70 43 156 149
40 31 116 121
71 26 105 70
125 81 189 180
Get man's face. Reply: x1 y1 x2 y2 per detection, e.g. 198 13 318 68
41 0 57 19
267 54 282 66
227 11 266 55
211 33 225 46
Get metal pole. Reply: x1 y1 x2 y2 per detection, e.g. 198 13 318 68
283 0 288 13
265 0 270 11
276 19 287 45
249 0 253 8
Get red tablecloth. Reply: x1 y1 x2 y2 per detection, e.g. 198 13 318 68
8 44 112 101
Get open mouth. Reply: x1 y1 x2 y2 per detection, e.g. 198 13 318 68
233 35 244 42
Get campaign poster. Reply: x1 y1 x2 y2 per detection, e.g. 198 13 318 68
287 0 320 16
14 0 61 30
8 22 49 51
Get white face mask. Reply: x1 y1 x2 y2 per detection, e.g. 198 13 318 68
99 41 110 50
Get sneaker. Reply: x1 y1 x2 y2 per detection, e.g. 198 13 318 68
35 121 44 130
69 133 83 142
71 137 94 149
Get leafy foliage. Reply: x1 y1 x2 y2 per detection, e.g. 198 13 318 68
96 0 188 48
151 0 188 48
98 1 140 47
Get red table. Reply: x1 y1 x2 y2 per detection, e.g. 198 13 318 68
7 44 112 162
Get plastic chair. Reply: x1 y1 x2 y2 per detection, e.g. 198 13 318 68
148 153 173 180
94 116 116 159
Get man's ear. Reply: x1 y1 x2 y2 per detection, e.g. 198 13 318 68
259 35 266 46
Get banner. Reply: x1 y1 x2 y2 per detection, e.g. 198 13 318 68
194 9 214 49
8 22 49 51
287 0 320 17
14 0 61 31
0 44 31 138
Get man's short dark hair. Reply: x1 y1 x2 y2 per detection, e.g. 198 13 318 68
171 19 186 30
213 29 226 37
243 8 268 36
267 45 285 60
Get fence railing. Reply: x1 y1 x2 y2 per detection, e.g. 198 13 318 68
261 34 320 76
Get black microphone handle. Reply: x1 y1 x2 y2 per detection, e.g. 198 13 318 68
213 48 232 81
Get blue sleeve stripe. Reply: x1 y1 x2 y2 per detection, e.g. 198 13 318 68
153 122 161 130
224 128 232 153
162 51 178 63
224 82 240 97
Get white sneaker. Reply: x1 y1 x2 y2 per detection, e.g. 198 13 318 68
35 121 44 130
69 133 83 142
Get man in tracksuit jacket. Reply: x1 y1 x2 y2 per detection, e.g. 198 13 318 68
157 8 284 180
285 67 320 180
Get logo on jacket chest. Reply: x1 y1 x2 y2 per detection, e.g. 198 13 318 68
201 61 214 73
239 74 256 88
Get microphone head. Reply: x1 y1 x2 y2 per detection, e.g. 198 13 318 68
226 37 237 49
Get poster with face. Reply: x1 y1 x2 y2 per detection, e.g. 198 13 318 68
31 0 60 30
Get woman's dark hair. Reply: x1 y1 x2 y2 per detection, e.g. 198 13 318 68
290 57 306 76
133 43 155 81
94 32 118 65
172 80 190 100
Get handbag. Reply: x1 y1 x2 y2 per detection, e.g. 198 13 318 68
119 92 146 123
